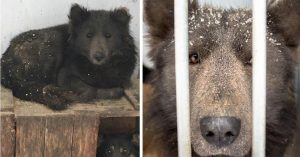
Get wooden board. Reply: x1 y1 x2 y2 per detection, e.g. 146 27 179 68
1 87 14 112
100 117 138 134
126 78 140 110
125 89 139 110
16 116 45 157
4 78 139 156
14 97 138 118
13 78 139 117
72 114 100 157
0 112 15 157
44 115 73 157
69 97 139 117
14 97 74 116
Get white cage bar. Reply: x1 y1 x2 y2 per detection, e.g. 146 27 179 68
252 0 267 157
174 0 192 157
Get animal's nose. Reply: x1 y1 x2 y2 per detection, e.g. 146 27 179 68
94 52 105 62
200 116 241 147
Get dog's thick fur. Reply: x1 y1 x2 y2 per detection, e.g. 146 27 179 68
1 4 137 110
144 0 299 156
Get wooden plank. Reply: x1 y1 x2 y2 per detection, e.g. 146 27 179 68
125 78 140 110
14 97 74 117
44 115 73 157
12 78 140 117
0 112 15 157
70 97 139 118
124 89 139 110
71 114 100 157
16 116 45 157
1 87 14 112
10 78 139 156
14 96 138 118
100 117 137 134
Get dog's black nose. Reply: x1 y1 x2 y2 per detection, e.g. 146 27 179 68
94 53 105 62
200 116 241 147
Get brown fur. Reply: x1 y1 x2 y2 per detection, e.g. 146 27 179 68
268 0 300 61
144 0 298 156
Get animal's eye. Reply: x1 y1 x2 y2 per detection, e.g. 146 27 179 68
121 147 129 155
189 52 200 64
107 150 112 154
86 33 93 38
104 33 112 38
245 57 252 66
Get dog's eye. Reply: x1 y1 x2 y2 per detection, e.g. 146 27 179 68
86 33 93 38
245 57 252 66
104 33 112 38
106 149 112 155
189 52 200 64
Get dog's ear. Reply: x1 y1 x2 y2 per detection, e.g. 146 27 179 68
69 4 90 26
268 0 300 60
145 0 174 46
145 0 198 47
111 7 132 26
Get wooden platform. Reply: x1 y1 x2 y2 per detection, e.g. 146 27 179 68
0 83 139 157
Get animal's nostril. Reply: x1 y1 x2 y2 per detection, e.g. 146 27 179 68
200 116 241 148
94 53 104 62
225 131 235 137
205 131 215 137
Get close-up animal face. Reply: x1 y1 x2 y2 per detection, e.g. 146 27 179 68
188 9 253 156
156 9 255 156
146 0 297 156
97 134 133 157
68 5 131 65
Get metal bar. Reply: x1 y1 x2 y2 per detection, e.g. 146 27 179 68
174 0 192 157
252 0 267 157
139 0 144 156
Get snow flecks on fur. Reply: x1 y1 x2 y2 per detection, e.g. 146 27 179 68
188 7 253 46
187 6 283 50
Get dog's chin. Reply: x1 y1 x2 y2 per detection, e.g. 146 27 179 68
192 149 251 157
191 135 251 157
192 153 250 157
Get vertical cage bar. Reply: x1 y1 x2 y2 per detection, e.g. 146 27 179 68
139 0 144 156
252 0 267 157
174 0 192 157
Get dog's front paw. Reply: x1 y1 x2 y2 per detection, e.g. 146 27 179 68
43 84 59 96
42 85 72 110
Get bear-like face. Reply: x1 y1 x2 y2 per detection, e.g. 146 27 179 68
68 4 131 65
188 9 253 156
97 134 133 157
150 6 296 157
